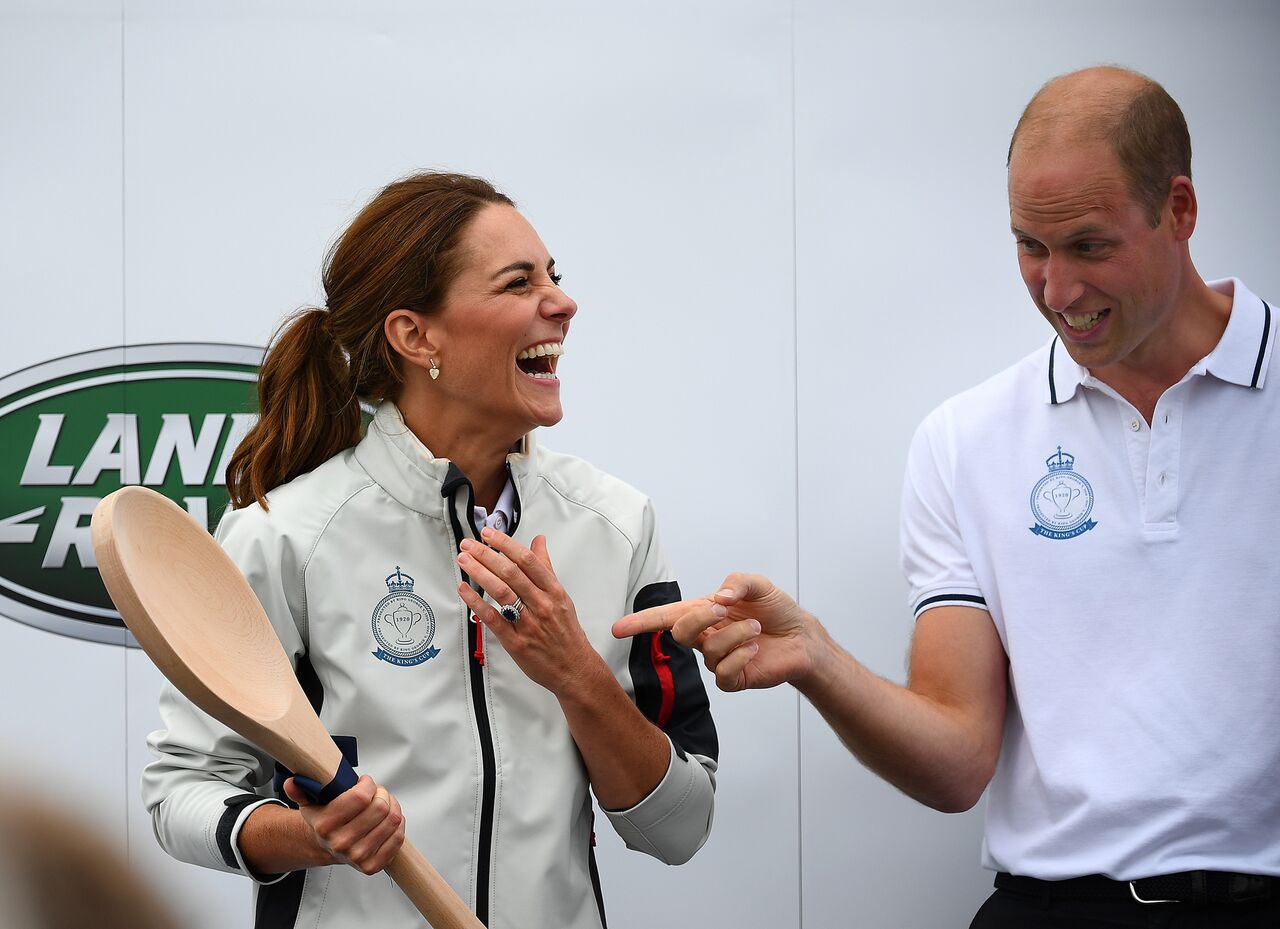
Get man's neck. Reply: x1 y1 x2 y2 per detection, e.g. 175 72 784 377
1090 278 1233 423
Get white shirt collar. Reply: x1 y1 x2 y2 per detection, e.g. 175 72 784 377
472 477 516 533
1042 277 1275 404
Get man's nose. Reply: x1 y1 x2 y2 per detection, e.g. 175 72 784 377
1042 256 1084 312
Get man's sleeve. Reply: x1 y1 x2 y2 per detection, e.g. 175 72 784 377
604 499 718 866
900 411 987 619
139 506 304 883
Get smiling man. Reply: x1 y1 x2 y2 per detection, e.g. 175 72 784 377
614 66 1279 927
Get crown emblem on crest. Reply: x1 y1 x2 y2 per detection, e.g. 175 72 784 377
385 566 415 593
1046 446 1075 472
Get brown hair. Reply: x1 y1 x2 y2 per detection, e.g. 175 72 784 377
227 172 514 509
1007 68 1191 227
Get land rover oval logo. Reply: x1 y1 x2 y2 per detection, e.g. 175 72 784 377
0 344 261 646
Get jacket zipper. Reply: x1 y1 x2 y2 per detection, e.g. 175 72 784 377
443 464 523 927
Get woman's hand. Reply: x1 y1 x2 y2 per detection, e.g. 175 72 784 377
457 529 608 699
282 775 404 875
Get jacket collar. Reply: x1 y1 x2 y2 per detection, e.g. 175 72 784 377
354 400 540 516
1043 277 1274 404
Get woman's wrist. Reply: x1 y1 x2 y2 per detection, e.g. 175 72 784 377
552 648 617 709
239 803 335 875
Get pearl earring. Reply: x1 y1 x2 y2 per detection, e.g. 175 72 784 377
429 358 440 380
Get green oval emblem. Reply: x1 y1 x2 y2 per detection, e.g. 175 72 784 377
0 344 261 646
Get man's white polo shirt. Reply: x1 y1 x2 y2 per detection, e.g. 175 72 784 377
900 278 1279 880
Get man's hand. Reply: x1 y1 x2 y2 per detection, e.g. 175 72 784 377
612 573 821 692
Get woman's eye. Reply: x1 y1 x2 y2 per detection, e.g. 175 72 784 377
506 277 529 290
549 272 563 286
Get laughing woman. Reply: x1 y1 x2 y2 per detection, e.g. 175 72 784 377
142 173 717 929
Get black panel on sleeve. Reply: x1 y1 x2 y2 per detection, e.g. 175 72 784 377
627 582 719 761
216 794 262 870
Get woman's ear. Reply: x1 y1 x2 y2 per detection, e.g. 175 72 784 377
384 309 440 371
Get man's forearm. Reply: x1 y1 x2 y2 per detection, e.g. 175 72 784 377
795 623 999 813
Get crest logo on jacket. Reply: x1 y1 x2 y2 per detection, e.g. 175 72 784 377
371 566 440 666
1029 447 1097 540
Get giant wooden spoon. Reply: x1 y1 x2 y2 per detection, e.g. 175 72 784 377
92 485 482 929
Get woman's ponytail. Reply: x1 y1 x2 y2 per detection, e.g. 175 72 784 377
225 308 361 509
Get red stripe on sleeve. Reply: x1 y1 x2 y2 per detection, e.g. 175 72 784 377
651 631 675 729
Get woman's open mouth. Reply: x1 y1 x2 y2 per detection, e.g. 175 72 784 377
516 341 563 381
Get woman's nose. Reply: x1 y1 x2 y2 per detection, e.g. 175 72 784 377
543 287 577 321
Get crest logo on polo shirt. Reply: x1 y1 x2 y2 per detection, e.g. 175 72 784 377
370 566 440 666
1029 447 1098 540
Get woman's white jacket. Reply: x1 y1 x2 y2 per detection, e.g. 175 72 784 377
142 402 718 929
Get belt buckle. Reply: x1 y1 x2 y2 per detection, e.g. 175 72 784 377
1129 882 1177 905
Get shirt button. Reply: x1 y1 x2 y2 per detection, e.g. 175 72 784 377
1158 472 1166 486
1129 419 1141 431
493 514 507 532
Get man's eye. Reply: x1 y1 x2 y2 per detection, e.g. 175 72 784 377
1016 237 1041 253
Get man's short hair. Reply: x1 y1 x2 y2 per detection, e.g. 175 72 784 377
1008 70 1192 227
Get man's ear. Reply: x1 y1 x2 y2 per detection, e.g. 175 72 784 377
1166 175 1197 242
384 309 440 370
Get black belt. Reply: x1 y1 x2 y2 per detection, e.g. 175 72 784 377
995 871 1278 906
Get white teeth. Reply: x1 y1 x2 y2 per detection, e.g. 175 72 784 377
1063 309 1108 330
517 342 564 360
527 371 557 380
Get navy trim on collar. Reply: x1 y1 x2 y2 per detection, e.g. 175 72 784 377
1048 337 1060 405
1252 300 1272 389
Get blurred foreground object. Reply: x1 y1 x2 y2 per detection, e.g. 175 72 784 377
0 795 181 929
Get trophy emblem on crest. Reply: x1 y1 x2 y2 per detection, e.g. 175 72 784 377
370 566 440 666
1029 447 1098 540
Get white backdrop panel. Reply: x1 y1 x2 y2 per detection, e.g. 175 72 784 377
795 1 1280 926
5 2 1277 927
0 2 123 372
0 0 127 848
122 3 798 928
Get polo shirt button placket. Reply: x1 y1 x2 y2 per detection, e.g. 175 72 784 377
1144 395 1183 535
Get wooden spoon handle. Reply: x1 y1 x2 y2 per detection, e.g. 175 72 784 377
387 841 485 929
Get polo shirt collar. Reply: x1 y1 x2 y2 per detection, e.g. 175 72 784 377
1044 335 1086 405
1200 278 1274 389
1043 277 1276 404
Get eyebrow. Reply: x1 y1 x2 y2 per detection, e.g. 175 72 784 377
1010 224 1107 240
491 258 557 280
1064 225 1107 238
